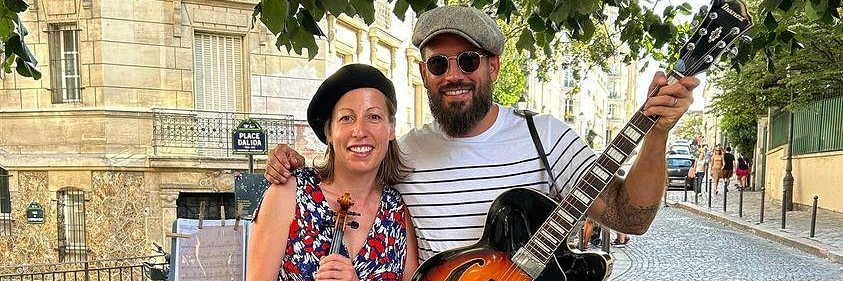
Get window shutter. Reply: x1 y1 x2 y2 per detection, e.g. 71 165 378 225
194 33 242 112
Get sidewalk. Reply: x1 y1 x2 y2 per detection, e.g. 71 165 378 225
664 181 843 264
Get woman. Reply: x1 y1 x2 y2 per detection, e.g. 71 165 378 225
710 146 724 194
247 64 418 281
694 150 706 194
736 156 750 190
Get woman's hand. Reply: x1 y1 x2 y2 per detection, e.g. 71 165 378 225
314 254 359 281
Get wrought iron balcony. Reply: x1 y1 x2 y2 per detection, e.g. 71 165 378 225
152 108 295 158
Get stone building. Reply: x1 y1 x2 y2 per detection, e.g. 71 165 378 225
0 0 424 267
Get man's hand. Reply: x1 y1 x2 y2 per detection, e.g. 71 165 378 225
641 71 700 133
265 144 305 184
314 254 360 281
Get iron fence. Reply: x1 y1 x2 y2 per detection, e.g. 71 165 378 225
770 89 843 155
152 108 295 157
0 256 165 281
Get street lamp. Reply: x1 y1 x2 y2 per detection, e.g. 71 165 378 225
782 65 800 211
517 94 528 110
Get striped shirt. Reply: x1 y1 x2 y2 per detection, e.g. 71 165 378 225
396 106 595 261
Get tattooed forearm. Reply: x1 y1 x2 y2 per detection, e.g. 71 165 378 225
598 176 661 234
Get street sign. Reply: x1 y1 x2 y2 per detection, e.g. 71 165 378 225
232 118 267 155
26 201 44 224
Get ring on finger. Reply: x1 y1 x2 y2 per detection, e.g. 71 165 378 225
671 97 679 107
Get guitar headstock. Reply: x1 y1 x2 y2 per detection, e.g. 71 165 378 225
676 0 754 76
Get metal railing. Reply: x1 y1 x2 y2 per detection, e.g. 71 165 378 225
0 255 165 281
152 108 295 157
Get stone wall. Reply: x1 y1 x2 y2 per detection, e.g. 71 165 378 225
0 172 54 266
0 171 160 267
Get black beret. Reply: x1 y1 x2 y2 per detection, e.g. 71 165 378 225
307 64 396 144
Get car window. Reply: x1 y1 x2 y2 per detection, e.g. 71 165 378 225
667 158 693 167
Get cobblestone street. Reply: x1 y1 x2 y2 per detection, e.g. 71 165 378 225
607 206 843 280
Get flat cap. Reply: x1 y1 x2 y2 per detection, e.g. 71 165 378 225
307 64 396 144
412 5 505 55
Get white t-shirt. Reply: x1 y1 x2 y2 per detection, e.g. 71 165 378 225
396 105 595 261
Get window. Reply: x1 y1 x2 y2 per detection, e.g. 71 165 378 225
176 192 236 220
48 24 81 103
1 168 10 236
563 98 574 122
608 104 617 119
563 68 575 87
374 0 392 29
57 189 87 262
609 62 620 76
194 33 243 112
608 82 618 99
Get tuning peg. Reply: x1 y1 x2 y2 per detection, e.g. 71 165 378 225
348 221 360 229
699 29 708 36
690 19 700 29
686 43 696 51
741 35 752 43
708 12 718 20
730 27 741 35
730 46 739 56
699 5 709 15
716 41 726 49
704 55 714 63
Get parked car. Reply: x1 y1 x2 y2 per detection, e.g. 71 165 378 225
666 154 695 190
669 144 693 155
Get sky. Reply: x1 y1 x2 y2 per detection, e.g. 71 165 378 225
635 0 712 111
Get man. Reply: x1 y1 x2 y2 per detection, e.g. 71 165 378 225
264 5 698 261
722 146 736 190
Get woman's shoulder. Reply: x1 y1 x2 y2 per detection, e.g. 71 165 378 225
381 185 405 210
292 167 322 186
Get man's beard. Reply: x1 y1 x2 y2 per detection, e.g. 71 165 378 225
428 80 493 138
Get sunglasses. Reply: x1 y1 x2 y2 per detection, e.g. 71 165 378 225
423 51 487 76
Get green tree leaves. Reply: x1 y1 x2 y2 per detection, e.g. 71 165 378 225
674 112 703 141
0 0 40 79
708 21 842 160
753 0 842 71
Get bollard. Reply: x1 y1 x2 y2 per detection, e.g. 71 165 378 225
760 187 766 223
781 189 787 229
739 187 744 217
708 178 712 208
810 196 818 238
601 226 611 253
723 185 728 213
684 182 688 202
704 163 709 192
707 178 712 194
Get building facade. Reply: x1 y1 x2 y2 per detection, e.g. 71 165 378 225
526 58 638 151
0 0 425 266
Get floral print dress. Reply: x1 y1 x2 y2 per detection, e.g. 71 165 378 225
265 168 408 281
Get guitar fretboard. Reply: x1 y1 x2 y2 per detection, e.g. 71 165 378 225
518 75 677 263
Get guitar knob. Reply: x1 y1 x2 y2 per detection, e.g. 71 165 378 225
348 221 360 229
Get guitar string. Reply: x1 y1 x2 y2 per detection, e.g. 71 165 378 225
494 81 669 280
494 9 739 281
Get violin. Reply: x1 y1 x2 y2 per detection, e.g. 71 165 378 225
330 193 359 254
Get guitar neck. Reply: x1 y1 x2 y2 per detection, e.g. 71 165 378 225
512 73 682 276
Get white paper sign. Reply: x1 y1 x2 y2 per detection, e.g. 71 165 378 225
173 219 250 281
